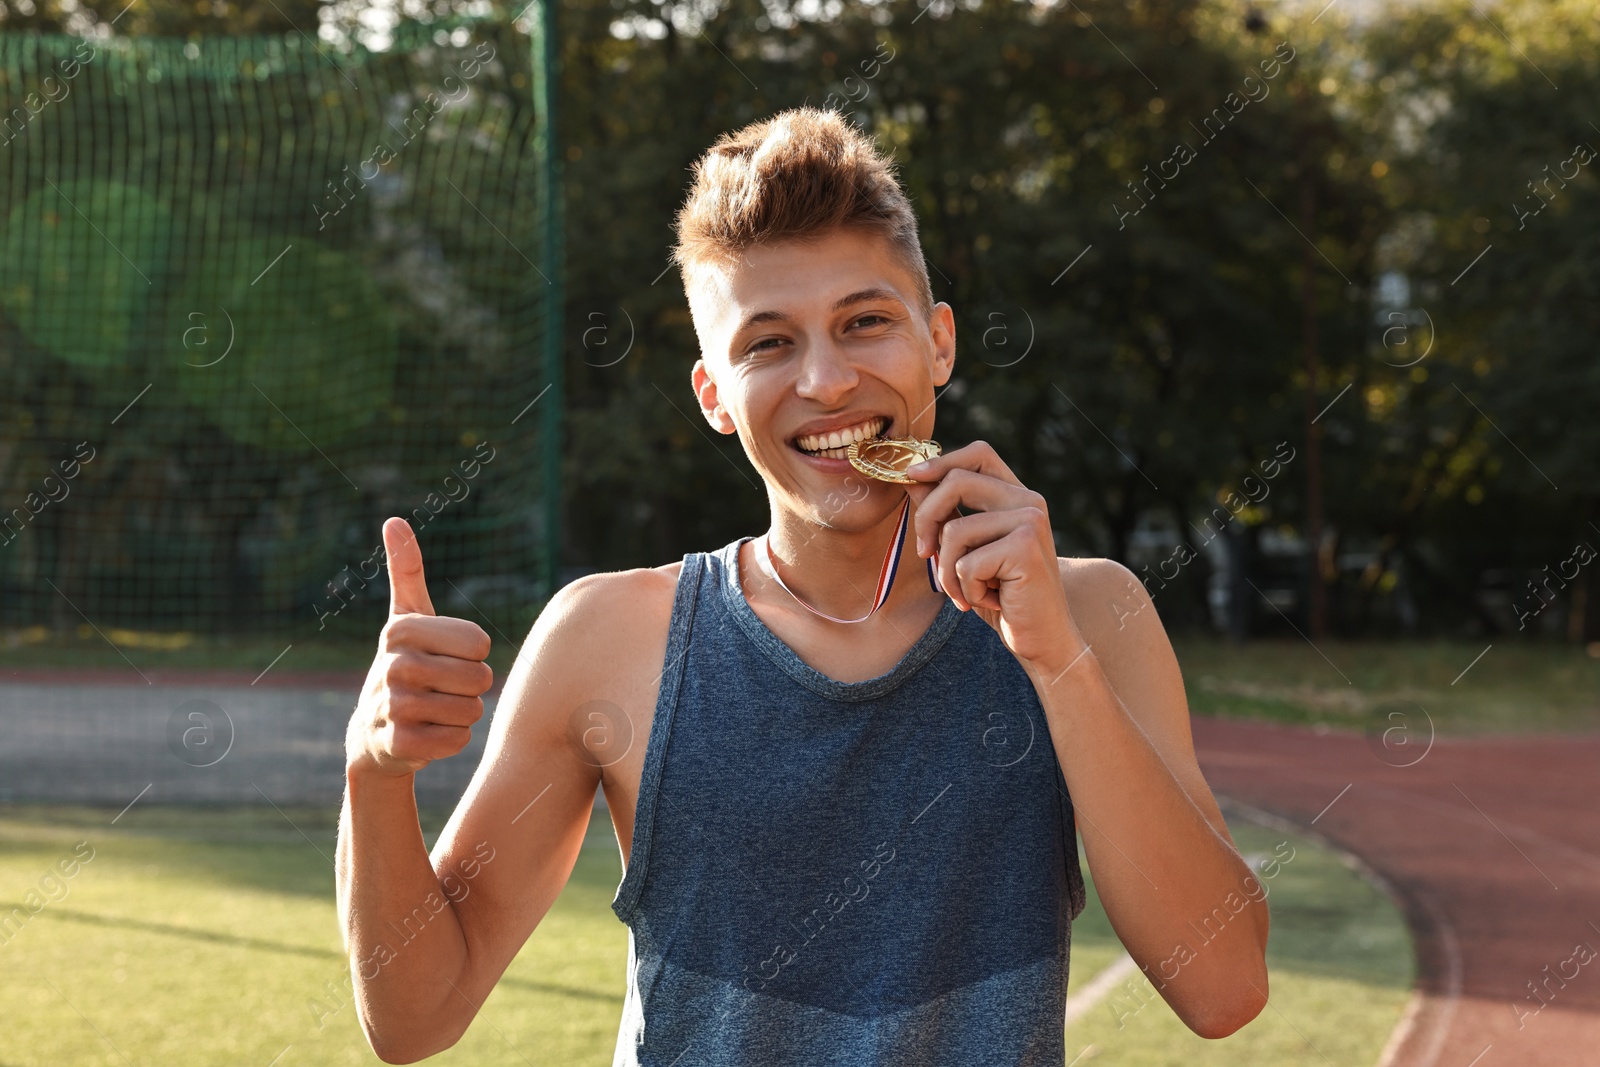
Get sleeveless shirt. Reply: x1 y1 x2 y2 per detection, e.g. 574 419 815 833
610 536 1088 1066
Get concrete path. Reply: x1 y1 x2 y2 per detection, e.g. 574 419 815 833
0 669 484 808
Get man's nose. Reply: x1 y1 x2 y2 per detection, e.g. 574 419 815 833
793 337 860 403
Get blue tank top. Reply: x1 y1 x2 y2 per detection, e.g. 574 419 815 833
611 536 1088 1066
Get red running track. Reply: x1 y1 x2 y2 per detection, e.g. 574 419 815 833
1192 717 1600 1067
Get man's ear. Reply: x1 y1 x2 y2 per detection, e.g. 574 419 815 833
929 302 957 388
692 358 736 434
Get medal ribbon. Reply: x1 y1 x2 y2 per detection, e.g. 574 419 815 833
761 496 942 625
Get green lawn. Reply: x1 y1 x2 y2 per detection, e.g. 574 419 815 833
0 803 624 1066
0 803 1413 1065
1174 637 1600 735
1064 818 1414 1065
0 615 529 677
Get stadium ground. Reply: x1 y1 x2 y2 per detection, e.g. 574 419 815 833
2 664 1596 1063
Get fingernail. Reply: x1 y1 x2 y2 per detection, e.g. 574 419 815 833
906 461 928 475
916 536 926 556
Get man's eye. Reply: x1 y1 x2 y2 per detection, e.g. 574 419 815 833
852 315 889 329
746 337 783 355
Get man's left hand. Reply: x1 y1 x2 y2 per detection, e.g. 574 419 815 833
903 441 1087 679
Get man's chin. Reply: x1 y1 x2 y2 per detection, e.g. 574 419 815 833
757 446 898 518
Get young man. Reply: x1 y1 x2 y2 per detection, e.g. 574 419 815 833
338 106 1269 1065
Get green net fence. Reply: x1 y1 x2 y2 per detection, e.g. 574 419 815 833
0 16 563 650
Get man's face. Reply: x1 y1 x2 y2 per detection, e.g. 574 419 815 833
690 227 956 525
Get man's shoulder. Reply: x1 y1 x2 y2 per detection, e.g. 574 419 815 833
548 560 684 632
510 561 687 722
1054 554 1160 647
1055 554 1140 598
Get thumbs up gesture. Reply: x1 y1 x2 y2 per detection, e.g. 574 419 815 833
346 518 494 777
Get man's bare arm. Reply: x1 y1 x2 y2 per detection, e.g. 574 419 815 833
897 441 1266 1036
1033 558 1269 1039
336 517 613 1063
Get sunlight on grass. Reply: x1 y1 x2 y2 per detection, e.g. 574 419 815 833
0 806 1412 1065
1063 821 1413 1065
1174 637 1600 735
0 805 625 1066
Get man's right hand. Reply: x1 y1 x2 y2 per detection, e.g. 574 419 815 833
346 517 494 777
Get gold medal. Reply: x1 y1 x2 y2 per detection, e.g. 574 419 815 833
846 436 942 483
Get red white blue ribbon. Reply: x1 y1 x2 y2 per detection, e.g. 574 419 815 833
762 497 941 624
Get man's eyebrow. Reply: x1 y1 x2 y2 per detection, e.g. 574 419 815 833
733 287 904 335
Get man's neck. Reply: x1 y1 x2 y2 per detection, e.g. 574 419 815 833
751 498 944 625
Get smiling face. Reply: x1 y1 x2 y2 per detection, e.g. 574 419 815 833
690 227 956 526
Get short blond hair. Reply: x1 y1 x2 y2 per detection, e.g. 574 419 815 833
672 106 935 325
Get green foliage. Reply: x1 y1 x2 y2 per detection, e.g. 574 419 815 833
1 179 174 369
553 0 1593 640
2 0 1592 641
0 24 556 636
1334 0 1600 627
0 0 330 36
169 237 398 451
557 0 1383 623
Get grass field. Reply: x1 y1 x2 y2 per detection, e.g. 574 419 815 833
1063 819 1414 1066
0 803 1412 1065
0 803 625 1066
0 618 526 677
0 623 421 675
1175 637 1599 735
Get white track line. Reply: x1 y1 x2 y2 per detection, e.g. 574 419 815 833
1061 855 1271 1029
1063 951 1141 1027
1216 794 1461 1067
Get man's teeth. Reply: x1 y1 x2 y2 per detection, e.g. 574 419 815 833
795 417 888 455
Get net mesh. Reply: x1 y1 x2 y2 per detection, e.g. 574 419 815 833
0 18 561 651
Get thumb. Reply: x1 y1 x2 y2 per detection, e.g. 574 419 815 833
383 517 436 617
